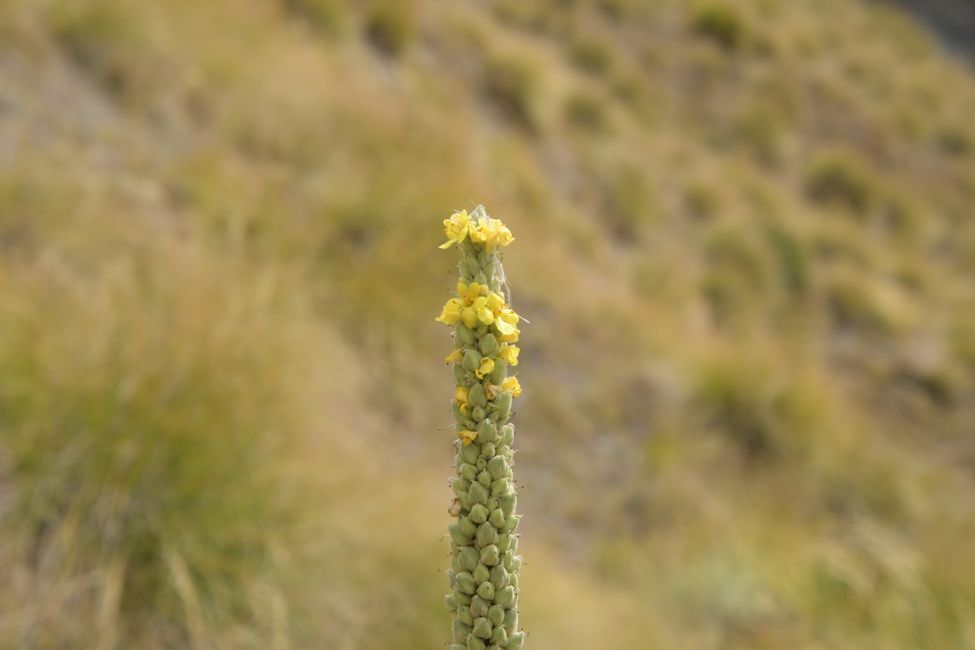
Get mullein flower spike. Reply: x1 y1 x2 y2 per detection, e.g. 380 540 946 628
438 206 526 650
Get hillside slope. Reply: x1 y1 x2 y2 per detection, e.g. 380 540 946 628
1 0 975 648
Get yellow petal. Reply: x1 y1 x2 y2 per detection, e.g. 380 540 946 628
455 386 469 403
461 307 478 328
499 330 520 343
502 376 522 398
486 292 505 312
477 308 495 325
500 345 519 366
494 317 516 335
445 349 464 364
459 430 478 445
475 357 495 379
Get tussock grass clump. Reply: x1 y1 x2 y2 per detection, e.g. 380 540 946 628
484 56 541 130
691 2 745 50
0 239 319 648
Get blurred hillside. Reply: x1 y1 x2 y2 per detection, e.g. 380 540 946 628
1 0 975 648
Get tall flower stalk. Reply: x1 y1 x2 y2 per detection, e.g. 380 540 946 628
436 206 526 650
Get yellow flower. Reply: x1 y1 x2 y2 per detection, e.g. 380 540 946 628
439 210 471 249
445 349 464 364
461 306 478 328
468 219 489 245
476 357 495 379
492 220 514 248
502 376 522 398
455 385 469 414
473 296 495 325
499 329 520 343
459 429 478 445
481 218 515 251
499 344 520 366
493 307 520 336
458 281 485 304
436 298 464 325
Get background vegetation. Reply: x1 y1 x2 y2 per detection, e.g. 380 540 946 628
1 0 974 648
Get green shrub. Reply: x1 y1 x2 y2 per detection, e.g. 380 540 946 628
691 2 744 50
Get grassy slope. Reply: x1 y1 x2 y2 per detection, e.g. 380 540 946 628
1 0 974 648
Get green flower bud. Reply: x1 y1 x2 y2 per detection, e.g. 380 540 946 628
490 625 508 647
467 634 486 650
487 456 508 480
461 443 480 464
500 492 516 517
489 359 507 384
469 383 487 408
506 631 526 650
473 563 490 585
454 589 471 607
490 564 509 589
471 595 490 618
458 607 473 626
490 478 510 498
456 324 475 346
508 572 518 589
452 364 468 383
486 497 500 511
500 424 514 446
452 619 472 643
491 393 511 421
459 546 479 572
488 605 505 627
462 349 482 372
495 585 516 608
497 534 511 553
476 522 499 546
449 523 472 546
450 645 466 650
452 477 470 496
478 419 498 443
479 333 499 356
475 457 487 471
503 608 519 634
477 470 492 487
480 544 500 567
456 572 476 595
460 463 477 481
480 442 497 458
469 503 489 524
468 481 488 505
472 617 493 640
489 508 506 529
459 516 477 537
476 580 495 601
471 406 487 421
502 515 520 533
